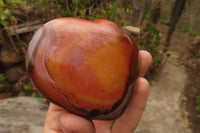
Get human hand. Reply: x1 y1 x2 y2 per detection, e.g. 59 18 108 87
43 50 152 133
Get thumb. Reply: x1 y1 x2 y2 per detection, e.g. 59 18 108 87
59 112 96 133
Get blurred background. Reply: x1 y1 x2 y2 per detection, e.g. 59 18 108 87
0 0 199 133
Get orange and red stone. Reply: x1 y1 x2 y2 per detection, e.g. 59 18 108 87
26 18 138 120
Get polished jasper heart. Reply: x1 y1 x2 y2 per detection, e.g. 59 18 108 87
26 18 138 120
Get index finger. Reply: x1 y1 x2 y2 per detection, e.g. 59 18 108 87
138 50 152 77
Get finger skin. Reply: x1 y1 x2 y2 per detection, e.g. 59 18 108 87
111 78 149 133
43 103 65 133
59 112 96 133
43 103 95 133
93 120 114 133
138 50 152 77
